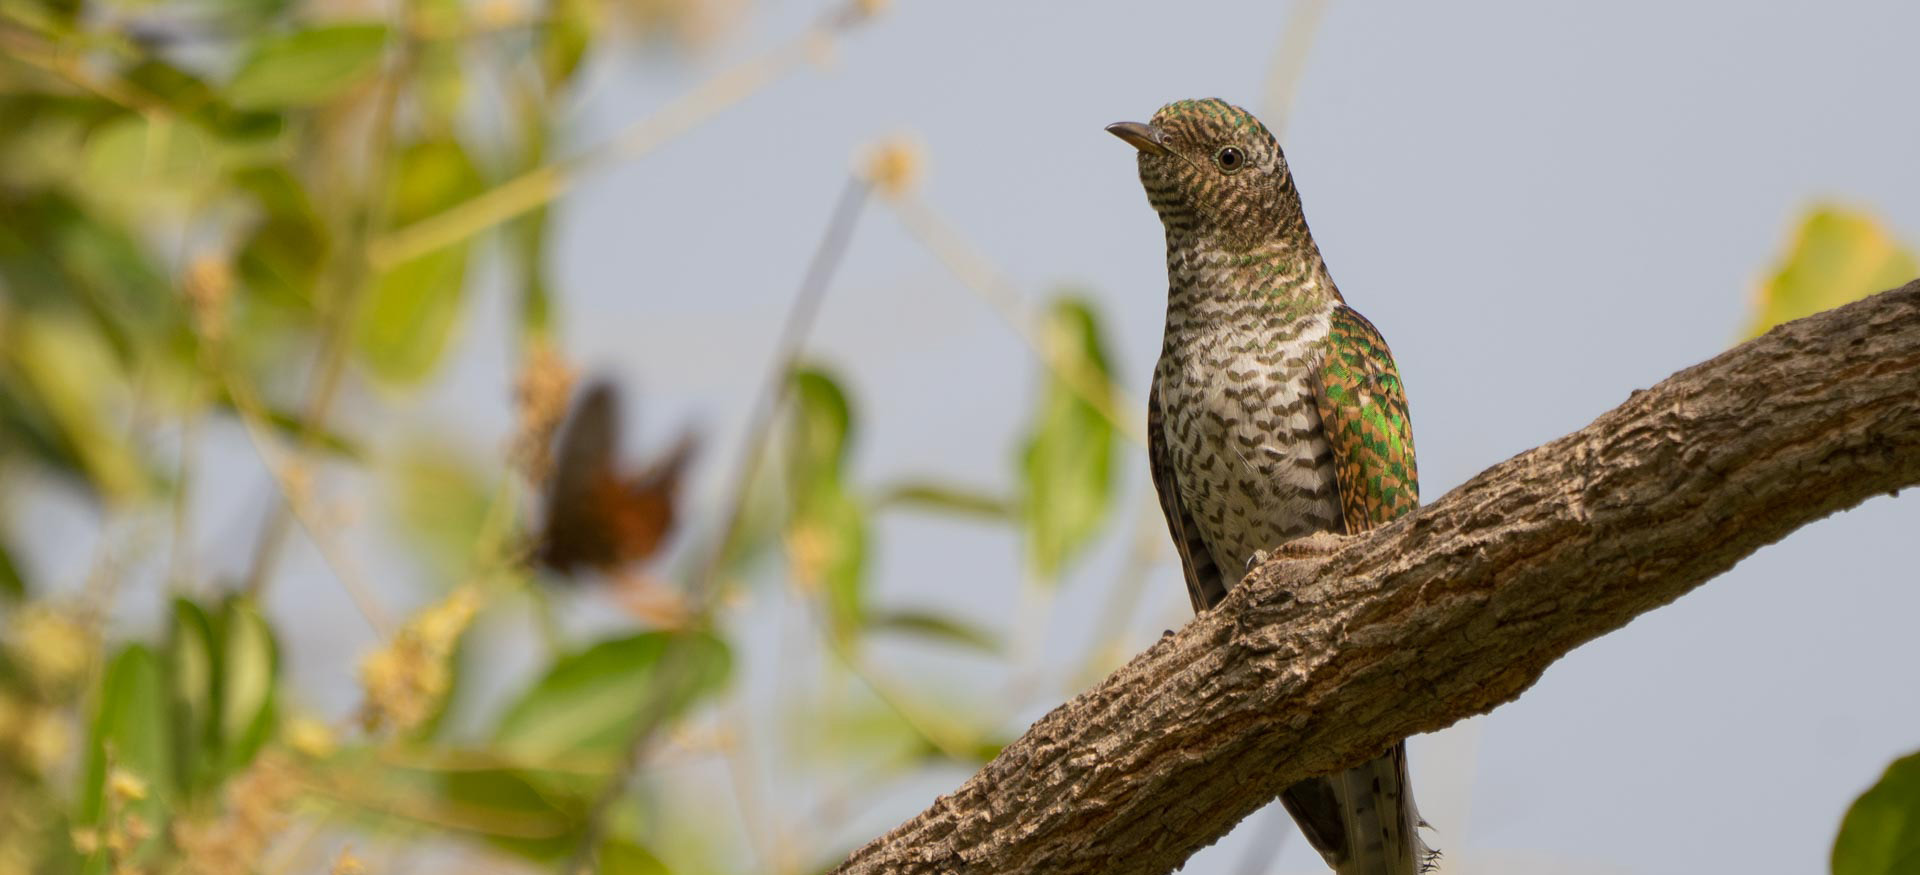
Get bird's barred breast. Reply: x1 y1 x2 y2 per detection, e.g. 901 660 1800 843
1157 312 1343 579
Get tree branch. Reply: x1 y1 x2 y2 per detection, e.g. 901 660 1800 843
831 280 1920 874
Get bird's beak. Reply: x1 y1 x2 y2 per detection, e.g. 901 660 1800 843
1106 121 1170 156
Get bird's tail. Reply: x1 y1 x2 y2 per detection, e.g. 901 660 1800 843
1280 742 1439 875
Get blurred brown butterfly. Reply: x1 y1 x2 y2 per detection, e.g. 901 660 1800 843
535 380 696 578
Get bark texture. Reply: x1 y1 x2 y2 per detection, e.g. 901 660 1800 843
831 281 1920 875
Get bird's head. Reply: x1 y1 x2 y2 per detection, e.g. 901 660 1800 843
1107 98 1303 252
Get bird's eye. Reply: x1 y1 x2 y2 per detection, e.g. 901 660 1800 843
1214 146 1246 173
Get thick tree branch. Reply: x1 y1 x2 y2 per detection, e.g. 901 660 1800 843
832 281 1920 875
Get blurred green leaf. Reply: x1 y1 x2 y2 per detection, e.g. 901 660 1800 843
540 0 597 90
357 138 482 384
414 0 467 127
2 312 151 500
787 367 867 633
789 367 851 482
1834 750 1920 875
0 536 23 600
599 836 670 875
82 114 229 202
1019 295 1117 579
1745 206 1917 339
166 599 216 796
216 598 278 774
232 164 327 311
874 479 1014 520
431 766 586 860
0 189 182 368
227 23 390 110
388 441 494 575
494 631 730 763
81 645 171 853
866 608 1001 654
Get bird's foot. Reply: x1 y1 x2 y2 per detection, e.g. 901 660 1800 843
1243 549 1270 572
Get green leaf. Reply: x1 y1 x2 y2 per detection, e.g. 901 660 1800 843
227 23 390 110
540 0 597 90
494 631 730 763
167 599 217 795
81 645 171 862
874 479 1014 520
0 536 23 600
2 312 151 501
789 367 852 482
599 836 670 875
431 767 587 860
866 608 1001 654
356 138 483 384
787 367 868 634
1745 206 1917 339
1019 295 1118 579
1834 750 1920 875
387 441 495 575
216 598 278 774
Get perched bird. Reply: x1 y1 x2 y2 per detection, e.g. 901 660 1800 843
1109 99 1434 874
535 380 695 579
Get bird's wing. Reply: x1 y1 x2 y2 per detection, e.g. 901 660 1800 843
1288 305 1434 874
1148 382 1227 612
1314 306 1418 535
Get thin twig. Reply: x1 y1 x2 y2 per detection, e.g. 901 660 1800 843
693 174 871 599
1259 0 1331 139
241 16 416 597
565 172 873 874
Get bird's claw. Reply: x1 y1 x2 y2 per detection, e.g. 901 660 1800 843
1243 549 1270 572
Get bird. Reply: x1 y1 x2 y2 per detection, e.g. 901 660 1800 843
1108 98 1435 875
535 380 695 581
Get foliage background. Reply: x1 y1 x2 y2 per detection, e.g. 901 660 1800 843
1 0 1918 874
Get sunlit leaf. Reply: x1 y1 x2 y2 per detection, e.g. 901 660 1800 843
216 598 278 774
81 645 171 861
227 23 390 110
82 114 228 200
233 164 327 311
414 0 467 127
1745 206 1917 339
432 767 586 860
494 631 730 763
1019 294 1117 579
540 0 598 90
789 367 851 481
599 836 670 875
873 479 1014 520
787 367 867 633
866 608 1001 654
2 312 150 501
356 138 482 384
1834 750 1920 875
166 599 216 795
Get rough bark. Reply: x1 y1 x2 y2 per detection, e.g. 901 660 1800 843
831 281 1920 875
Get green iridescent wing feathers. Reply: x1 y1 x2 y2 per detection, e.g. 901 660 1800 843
1315 307 1418 533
